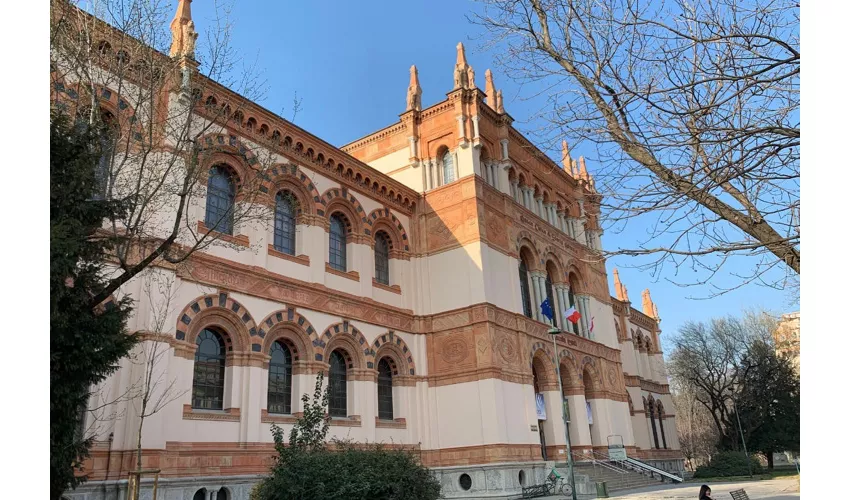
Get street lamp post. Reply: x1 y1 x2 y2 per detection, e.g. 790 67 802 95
550 326 578 500
731 394 753 478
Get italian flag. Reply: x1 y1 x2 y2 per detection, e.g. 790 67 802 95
564 307 581 324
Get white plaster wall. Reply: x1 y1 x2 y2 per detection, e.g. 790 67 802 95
481 245 517 312
422 243 486 315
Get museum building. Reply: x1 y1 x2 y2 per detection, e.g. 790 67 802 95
52 1 683 498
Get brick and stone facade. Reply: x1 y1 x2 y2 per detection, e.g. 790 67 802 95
53 1 683 498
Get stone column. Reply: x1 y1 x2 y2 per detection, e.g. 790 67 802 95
535 197 543 217
500 139 509 160
424 158 432 190
533 273 546 322
556 285 567 326
577 295 591 338
456 115 465 142
492 164 500 189
510 180 518 200
472 115 480 140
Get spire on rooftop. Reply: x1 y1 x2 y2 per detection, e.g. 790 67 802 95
406 65 422 112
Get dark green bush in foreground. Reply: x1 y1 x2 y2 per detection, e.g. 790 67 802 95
250 373 441 500
694 451 764 478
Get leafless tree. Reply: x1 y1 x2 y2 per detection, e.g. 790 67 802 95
667 309 778 450
671 380 720 470
50 0 280 308
473 0 799 294
125 269 188 500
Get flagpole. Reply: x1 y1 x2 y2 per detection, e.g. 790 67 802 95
545 299 578 500
551 330 578 500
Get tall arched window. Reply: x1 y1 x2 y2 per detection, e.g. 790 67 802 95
274 192 296 255
374 231 390 285
657 401 668 449
205 166 235 235
441 150 455 185
328 350 348 417
192 329 226 410
649 399 660 449
328 214 347 272
377 358 394 420
267 341 293 414
518 259 533 318
545 271 558 328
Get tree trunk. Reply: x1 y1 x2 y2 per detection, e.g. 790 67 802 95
767 452 774 471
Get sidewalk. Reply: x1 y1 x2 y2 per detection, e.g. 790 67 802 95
533 477 799 500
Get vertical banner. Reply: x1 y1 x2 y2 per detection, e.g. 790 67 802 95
536 393 547 420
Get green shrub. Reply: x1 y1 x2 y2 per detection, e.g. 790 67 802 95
251 373 441 500
252 441 441 500
694 451 764 478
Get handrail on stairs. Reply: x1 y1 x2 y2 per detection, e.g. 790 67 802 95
623 457 683 483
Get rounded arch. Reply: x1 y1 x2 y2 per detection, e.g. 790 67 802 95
517 235 541 270
517 172 528 188
371 330 416 375
366 208 410 253
557 349 581 390
321 188 366 234
580 356 602 396
175 292 257 353
566 267 587 295
544 255 565 283
258 308 319 361
529 342 556 389
196 133 259 187
56 83 141 143
656 399 664 416
320 321 373 368
263 164 323 215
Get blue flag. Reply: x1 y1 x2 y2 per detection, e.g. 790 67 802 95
540 297 554 321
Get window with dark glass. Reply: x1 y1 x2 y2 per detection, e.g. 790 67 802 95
442 150 455 184
328 214 347 271
374 232 390 285
567 287 579 335
649 404 660 449
205 166 235 235
377 358 394 420
545 273 558 328
192 329 226 410
658 403 668 449
519 260 533 318
267 341 292 414
274 192 296 255
328 350 347 417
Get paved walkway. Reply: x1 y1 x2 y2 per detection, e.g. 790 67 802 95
537 477 799 500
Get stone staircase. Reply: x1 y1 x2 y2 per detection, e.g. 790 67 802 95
571 462 667 492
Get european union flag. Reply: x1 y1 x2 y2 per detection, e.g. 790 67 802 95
540 297 554 321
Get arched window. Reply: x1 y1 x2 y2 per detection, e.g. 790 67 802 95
192 489 207 500
657 401 668 449
545 270 558 328
274 192 296 255
374 231 390 285
205 166 235 235
192 329 225 410
328 350 347 417
518 259 533 318
267 341 293 414
328 213 347 272
648 398 660 449
377 358 394 420
441 150 455 184
216 489 229 500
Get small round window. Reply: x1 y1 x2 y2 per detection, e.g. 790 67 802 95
459 473 472 491
518 470 526 486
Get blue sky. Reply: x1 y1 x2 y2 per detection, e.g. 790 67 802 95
187 0 799 343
